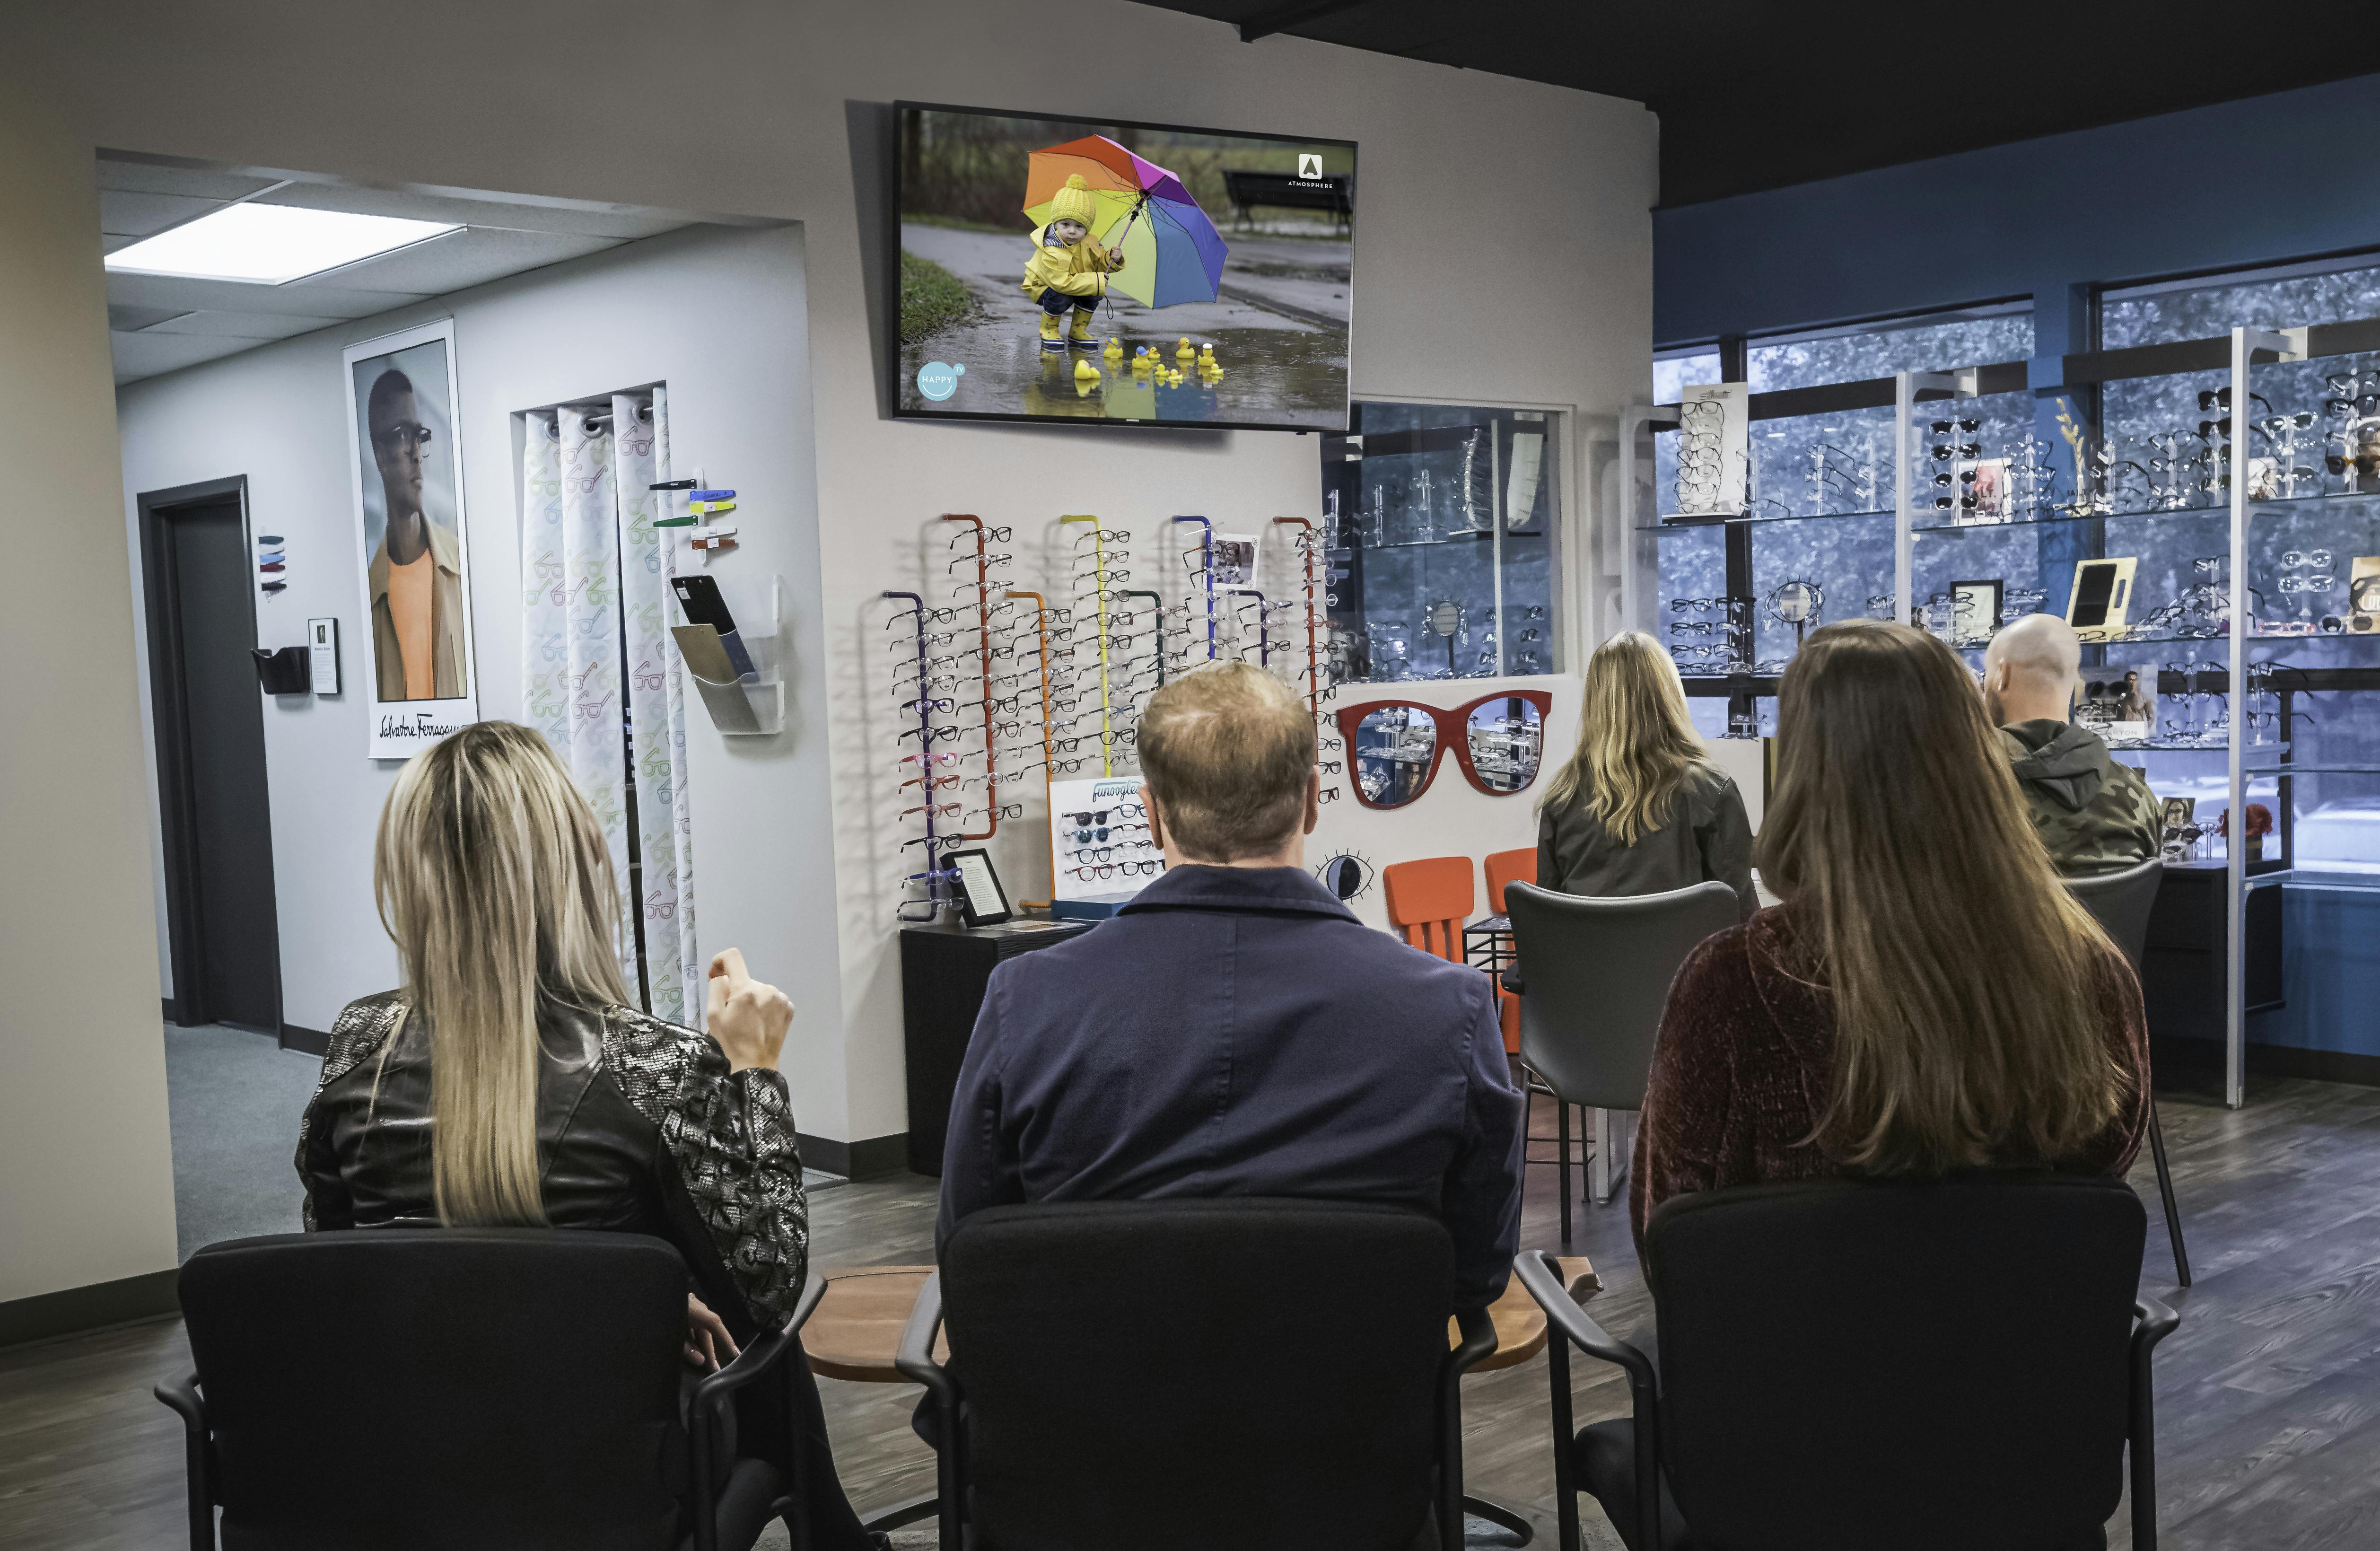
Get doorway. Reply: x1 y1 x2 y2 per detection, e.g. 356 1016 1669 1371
140 476 283 1036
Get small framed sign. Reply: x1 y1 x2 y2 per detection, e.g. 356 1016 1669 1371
1948 578 2002 646
944 848 1013 928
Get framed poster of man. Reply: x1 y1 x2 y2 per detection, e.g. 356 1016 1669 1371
344 319 478 758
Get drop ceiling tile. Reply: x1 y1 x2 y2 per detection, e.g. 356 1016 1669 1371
294 227 624 296
112 330 262 384
95 158 282 201
99 189 224 237
258 181 685 241
106 270 433 320
108 303 192 332
141 311 346 341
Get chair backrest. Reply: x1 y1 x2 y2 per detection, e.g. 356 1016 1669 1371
1645 1174 2145 1551
2064 856 2164 973
1502 878 1738 1109
940 1199 1456 1551
1382 855 1474 960
1483 847 1537 915
178 1229 691 1551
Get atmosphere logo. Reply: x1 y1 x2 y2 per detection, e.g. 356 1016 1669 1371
915 361 965 401
1298 153 1322 179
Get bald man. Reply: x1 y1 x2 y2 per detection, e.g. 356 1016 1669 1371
1982 613 2163 874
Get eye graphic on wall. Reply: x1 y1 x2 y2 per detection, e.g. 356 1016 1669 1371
1316 851 1375 903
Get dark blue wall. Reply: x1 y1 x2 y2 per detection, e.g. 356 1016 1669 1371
1654 73 2380 354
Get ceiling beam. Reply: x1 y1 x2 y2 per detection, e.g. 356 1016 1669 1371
1238 0 1374 44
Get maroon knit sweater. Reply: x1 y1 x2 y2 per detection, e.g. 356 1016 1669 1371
1629 905 2151 1253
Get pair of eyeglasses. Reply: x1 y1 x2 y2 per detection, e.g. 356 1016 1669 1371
976 803 1025 821
1074 527 1130 543
2198 388 2275 414
1068 861 1161 881
902 801 960 818
902 774 960 792
1932 442 1981 460
898 724 963 744
1335 692 1552 809
371 421 435 453
1063 806 1144 825
949 553 1015 571
1929 418 1979 434
951 526 1014 544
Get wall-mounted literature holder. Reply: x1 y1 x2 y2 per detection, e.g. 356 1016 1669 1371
671 574 784 736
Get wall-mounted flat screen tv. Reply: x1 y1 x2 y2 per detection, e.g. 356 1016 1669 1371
892 102 1355 433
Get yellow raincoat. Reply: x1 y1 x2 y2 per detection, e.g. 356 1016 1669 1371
1020 222 1123 302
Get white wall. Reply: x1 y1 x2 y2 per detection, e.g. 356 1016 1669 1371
27 0 1656 1155
0 82 179 1302
117 227 835 1089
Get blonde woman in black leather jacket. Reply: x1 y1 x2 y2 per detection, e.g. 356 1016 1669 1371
295 721 881 1550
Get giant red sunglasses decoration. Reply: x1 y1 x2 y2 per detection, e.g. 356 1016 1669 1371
1333 690 1551 809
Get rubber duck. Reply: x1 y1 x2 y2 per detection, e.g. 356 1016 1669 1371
1103 337 1124 361
1131 347 1152 371
1175 336 1195 362
1168 369 1186 386
1074 358 1101 384
1199 343 1217 367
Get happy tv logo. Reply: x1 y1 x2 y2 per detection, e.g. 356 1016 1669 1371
1297 153 1323 179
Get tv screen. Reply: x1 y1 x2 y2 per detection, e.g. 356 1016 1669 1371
892 102 1355 432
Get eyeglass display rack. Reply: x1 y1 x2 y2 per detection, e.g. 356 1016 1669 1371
1626 319 2380 1108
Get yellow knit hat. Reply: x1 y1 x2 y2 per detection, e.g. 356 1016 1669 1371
1048 173 1099 232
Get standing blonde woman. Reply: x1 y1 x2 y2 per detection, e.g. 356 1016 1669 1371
1536 630 1757 917
1631 621 2150 1248
294 721 881 1551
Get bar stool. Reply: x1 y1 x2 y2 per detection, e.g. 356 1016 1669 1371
1482 848 1537 1054
1502 879 1741 1242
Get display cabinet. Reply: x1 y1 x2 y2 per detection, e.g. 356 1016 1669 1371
1320 401 1562 685
1625 320 2380 1107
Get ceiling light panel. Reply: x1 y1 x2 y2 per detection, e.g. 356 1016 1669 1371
103 203 462 285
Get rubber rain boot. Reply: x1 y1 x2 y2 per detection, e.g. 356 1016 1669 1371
1039 309 1064 354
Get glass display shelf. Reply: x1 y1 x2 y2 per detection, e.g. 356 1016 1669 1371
1645 506 1892 534
1913 488 2380 536
1365 529 1547 552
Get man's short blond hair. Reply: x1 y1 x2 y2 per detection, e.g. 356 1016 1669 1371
1137 662 1315 861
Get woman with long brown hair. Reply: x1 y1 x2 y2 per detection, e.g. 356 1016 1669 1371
1630 621 2149 1244
1537 630 1756 917
295 721 881 1550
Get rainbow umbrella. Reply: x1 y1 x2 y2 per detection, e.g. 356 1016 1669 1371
1023 135 1228 309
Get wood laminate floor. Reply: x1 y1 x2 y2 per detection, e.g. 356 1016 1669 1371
6 1078 2377 1550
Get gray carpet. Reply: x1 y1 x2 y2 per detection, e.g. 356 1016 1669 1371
163 1023 323 1260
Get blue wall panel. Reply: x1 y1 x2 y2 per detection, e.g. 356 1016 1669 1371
2251 887 2380 1057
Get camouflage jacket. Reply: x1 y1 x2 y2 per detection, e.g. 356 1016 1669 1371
1999 719 2164 876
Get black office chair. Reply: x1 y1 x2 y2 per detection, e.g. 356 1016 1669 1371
1519 1174 2180 1551
2065 857 2190 1287
896 1198 1497 1551
156 1229 824 1551
1502 880 1741 1237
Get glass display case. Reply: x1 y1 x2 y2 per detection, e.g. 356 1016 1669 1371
1319 401 1562 685
1628 319 2380 1107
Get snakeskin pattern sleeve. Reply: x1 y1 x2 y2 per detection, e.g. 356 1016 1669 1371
599 1005 810 1322
294 991 408 1231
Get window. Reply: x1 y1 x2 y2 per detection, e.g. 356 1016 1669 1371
1321 402 1561 684
1747 306 2033 392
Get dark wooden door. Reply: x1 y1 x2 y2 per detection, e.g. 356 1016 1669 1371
144 481 280 1033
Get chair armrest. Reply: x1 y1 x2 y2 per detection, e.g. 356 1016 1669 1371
893 1272 965 1551
1500 970 1525 996
2128 1295 2182 1551
1514 1251 1653 1389
1447 1305 1498 1377
1517 1252 1662 1551
153 1371 214 1551
892 1271 954 1403
688 1277 829 1551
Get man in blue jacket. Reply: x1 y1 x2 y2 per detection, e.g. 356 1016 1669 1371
937 662 1525 1311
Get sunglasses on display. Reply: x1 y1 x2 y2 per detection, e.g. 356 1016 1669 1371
1332 691 1552 810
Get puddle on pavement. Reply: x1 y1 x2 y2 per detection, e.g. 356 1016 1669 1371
903 323 1347 428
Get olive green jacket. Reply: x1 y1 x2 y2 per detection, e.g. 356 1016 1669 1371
1998 719 2163 876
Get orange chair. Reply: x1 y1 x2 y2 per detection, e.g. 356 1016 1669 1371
1481 849 1537 1053
1382 856 1473 962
